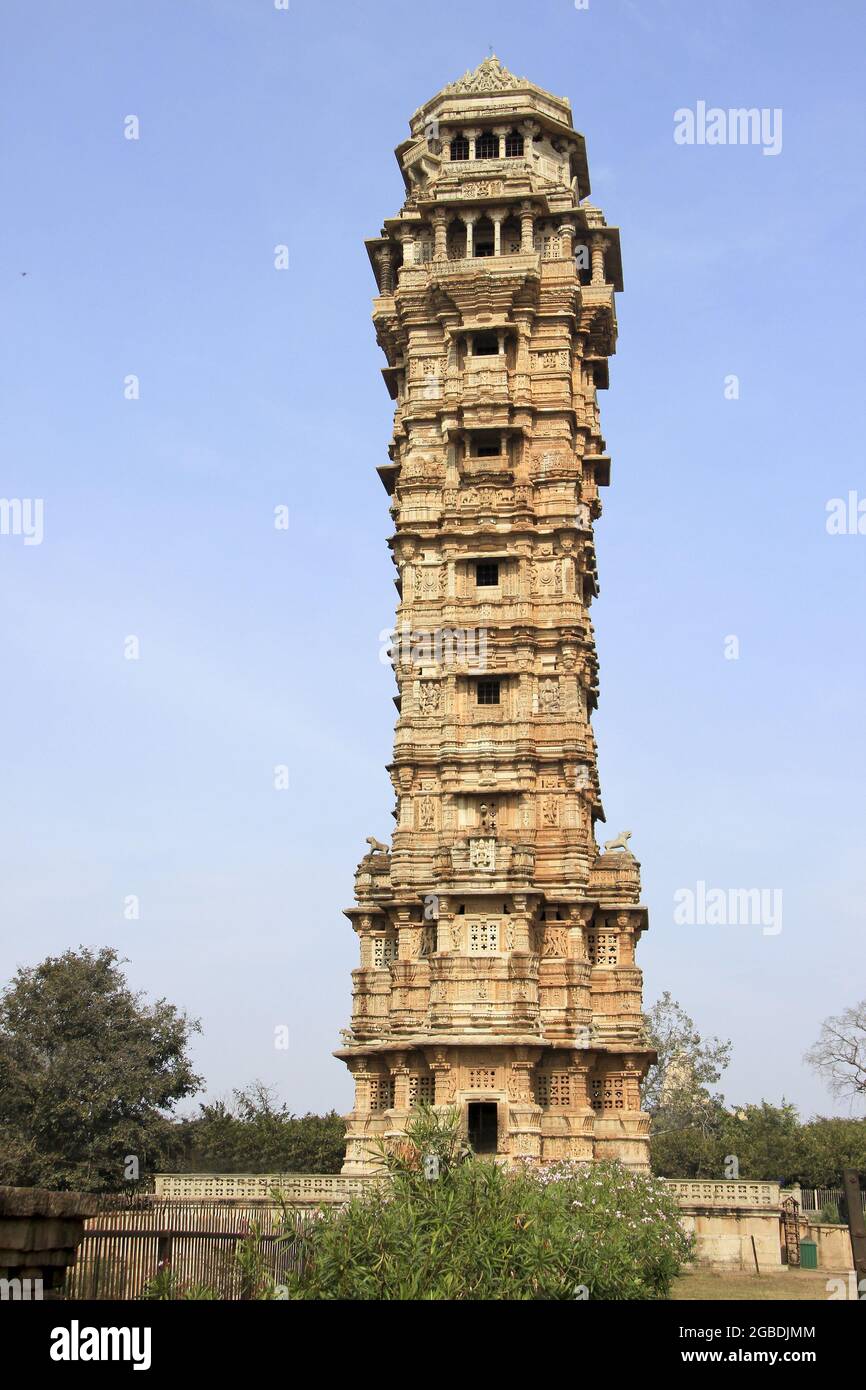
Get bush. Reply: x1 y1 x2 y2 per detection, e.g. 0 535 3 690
283 1109 691 1300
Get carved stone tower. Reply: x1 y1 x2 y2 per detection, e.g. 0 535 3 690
336 56 654 1172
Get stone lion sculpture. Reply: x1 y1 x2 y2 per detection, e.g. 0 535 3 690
603 829 632 853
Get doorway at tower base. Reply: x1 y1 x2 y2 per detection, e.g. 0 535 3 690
341 1110 651 1174
339 1047 652 1175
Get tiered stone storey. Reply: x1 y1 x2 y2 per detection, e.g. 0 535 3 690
336 57 655 1172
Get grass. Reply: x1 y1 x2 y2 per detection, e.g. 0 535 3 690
671 1269 847 1301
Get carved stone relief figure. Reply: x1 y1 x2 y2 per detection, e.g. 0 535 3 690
539 678 560 713
469 839 495 869
419 681 441 714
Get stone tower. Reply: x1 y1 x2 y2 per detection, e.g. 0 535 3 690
336 56 654 1172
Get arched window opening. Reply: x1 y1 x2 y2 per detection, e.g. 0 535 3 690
450 134 469 161
504 130 524 157
475 131 499 160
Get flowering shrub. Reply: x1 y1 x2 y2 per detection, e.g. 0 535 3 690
516 1157 693 1299
283 1146 692 1300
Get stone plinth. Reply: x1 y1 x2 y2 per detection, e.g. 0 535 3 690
0 1186 99 1298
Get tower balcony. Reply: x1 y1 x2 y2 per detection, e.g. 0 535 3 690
424 252 541 317
460 357 510 405
458 452 514 484
432 249 539 279
588 849 642 905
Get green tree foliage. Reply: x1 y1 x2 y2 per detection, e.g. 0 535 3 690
720 1101 802 1183
0 947 201 1191
796 1118 866 1187
651 1100 866 1186
644 993 866 1185
174 1082 345 1174
284 1108 692 1300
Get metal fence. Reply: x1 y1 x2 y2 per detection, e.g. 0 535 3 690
65 1199 304 1300
795 1186 866 1214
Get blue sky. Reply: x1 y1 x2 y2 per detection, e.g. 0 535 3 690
1 0 864 1125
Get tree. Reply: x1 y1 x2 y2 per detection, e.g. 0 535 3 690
796 1117 866 1187
0 947 201 1191
643 992 731 1129
718 1101 802 1185
805 1000 866 1103
175 1082 345 1174
649 1122 725 1179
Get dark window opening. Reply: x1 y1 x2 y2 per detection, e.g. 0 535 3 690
458 903 465 914
475 561 499 587
477 679 501 705
475 132 499 160
474 238 495 258
468 1102 498 1154
505 130 524 158
450 135 469 161
472 433 501 457
473 332 499 356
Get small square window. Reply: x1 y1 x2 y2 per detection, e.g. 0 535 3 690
475 562 499 587
473 332 499 356
477 679 501 705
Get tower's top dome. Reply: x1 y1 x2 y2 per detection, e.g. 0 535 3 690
442 54 526 96
410 54 574 138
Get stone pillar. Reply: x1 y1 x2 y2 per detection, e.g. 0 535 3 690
463 211 478 258
396 227 415 269
391 1054 410 1111
353 1069 373 1112
510 893 534 953
432 209 449 260
519 201 535 253
591 236 606 285
395 906 415 959
558 220 575 261
429 1047 455 1105
490 207 506 256
435 894 451 952
375 244 395 294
